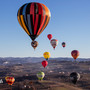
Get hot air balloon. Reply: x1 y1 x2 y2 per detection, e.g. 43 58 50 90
50 39 58 49
71 50 79 60
62 42 66 48
42 60 48 68
17 2 51 41
37 71 45 80
70 72 80 84
47 34 52 40
31 41 38 49
5 76 15 85
43 52 50 60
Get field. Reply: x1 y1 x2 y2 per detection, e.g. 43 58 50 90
0 59 90 90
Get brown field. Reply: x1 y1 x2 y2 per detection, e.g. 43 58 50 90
0 60 90 90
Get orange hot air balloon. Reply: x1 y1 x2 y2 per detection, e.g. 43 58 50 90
47 34 52 40
42 60 48 68
31 41 38 50
62 42 66 48
71 50 79 60
17 2 51 41
5 76 15 85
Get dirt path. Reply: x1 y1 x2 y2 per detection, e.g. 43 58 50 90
37 80 83 90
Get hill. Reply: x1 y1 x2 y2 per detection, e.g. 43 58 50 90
0 58 90 90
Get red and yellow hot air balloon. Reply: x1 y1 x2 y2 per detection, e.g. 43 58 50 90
42 60 48 68
62 42 66 48
71 50 79 60
47 34 52 40
17 2 51 41
50 39 58 49
5 76 15 85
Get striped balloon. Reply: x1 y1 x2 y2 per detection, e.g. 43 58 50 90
5 76 15 85
50 39 58 49
17 2 51 41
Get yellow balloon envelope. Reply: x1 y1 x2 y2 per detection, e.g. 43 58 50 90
43 52 50 60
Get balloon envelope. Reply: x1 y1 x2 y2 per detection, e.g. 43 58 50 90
47 34 52 40
5 76 15 85
17 2 51 41
42 60 48 68
50 39 58 49
37 71 45 80
43 52 50 60
70 72 80 84
71 50 79 60
62 42 66 48
31 41 38 49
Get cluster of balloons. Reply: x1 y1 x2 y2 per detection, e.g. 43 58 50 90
47 34 58 49
17 1 51 81
37 52 51 80
17 2 67 51
70 50 80 84
47 34 66 49
41 52 51 69
17 2 51 50
17 2 80 82
36 52 50 80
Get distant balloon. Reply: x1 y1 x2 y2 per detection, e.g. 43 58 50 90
37 71 45 80
31 41 38 50
42 60 48 68
17 2 51 41
62 42 66 48
71 50 79 60
47 34 52 40
43 52 50 60
5 76 15 85
50 39 58 49
70 72 80 84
